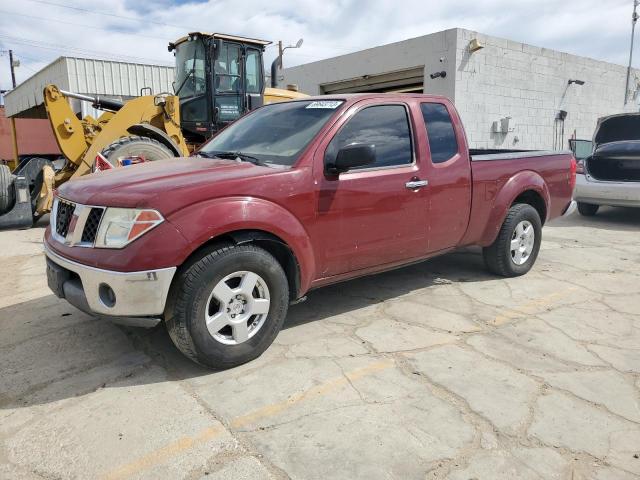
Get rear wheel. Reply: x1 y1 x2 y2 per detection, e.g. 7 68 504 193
577 202 599 216
0 164 15 214
165 244 289 369
100 135 174 166
483 203 542 277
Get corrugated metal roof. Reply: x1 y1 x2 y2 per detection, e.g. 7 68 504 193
4 57 175 117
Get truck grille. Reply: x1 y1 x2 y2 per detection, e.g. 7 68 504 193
55 199 75 238
81 208 104 243
52 199 104 246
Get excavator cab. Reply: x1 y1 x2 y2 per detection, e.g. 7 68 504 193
169 33 270 144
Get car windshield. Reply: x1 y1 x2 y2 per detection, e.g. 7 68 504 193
200 100 345 166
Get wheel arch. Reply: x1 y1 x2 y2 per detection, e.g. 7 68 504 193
183 229 302 301
479 170 550 246
511 189 547 225
168 197 316 299
126 124 182 157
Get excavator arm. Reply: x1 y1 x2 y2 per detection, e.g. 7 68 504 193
38 85 190 216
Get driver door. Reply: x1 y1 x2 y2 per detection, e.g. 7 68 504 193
312 100 430 277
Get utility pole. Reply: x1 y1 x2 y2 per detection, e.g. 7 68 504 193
624 0 639 104
8 50 17 88
278 41 283 71
4 49 19 169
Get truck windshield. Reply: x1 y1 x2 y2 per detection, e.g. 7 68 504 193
200 100 344 166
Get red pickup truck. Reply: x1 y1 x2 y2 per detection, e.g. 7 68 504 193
44 94 576 368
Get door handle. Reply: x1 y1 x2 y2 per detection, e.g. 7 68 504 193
405 179 429 189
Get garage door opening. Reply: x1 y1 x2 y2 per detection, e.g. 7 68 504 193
320 66 424 94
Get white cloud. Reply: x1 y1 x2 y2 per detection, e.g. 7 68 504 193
0 0 637 92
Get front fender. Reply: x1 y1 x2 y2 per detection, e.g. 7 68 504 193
167 197 316 294
479 170 550 246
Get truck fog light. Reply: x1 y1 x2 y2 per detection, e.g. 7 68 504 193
99 283 116 308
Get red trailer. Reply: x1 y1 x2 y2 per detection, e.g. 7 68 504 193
0 105 61 170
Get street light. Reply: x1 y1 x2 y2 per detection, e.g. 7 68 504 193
271 38 304 88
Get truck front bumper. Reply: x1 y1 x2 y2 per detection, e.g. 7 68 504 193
44 245 176 327
574 174 640 207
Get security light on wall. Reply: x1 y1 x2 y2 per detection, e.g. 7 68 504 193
429 71 447 79
568 79 585 85
468 38 484 53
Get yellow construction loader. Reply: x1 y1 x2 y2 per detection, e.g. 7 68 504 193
0 32 306 229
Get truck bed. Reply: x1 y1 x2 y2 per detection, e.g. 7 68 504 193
461 149 575 247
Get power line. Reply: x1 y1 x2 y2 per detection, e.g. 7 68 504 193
21 0 375 52
24 0 197 30
0 9 172 42
0 34 172 65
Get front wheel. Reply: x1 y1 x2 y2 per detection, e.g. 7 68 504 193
577 202 599 216
165 245 289 369
483 203 542 277
100 135 174 166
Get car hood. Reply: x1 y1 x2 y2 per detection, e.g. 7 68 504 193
593 113 640 147
57 157 279 214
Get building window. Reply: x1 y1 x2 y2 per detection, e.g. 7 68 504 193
326 105 413 169
421 103 459 163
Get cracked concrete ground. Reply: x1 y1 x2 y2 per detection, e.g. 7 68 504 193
1 207 639 480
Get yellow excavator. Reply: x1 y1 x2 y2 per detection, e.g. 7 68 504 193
0 32 306 229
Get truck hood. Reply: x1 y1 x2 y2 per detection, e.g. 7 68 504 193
57 157 279 213
593 113 640 147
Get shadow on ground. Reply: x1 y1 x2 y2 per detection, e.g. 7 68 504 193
549 206 640 232
0 248 493 410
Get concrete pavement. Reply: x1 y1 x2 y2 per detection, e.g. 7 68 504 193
1 208 639 479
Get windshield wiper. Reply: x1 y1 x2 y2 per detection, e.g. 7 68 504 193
174 68 195 96
209 151 268 166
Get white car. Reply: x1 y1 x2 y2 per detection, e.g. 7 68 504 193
572 113 640 216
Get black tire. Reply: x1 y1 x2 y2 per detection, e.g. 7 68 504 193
100 135 174 166
577 202 599 216
165 244 289 369
483 203 542 277
0 164 15 214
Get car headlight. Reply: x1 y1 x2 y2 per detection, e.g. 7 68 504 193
95 208 164 248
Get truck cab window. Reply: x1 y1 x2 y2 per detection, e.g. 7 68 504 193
245 49 261 94
326 105 412 169
421 103 459 163
215 44 241 93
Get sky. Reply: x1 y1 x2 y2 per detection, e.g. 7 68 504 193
0 0 639 91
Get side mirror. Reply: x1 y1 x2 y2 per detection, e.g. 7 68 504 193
326 144 375 175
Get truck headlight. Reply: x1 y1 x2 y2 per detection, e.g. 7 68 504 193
95 208 164 248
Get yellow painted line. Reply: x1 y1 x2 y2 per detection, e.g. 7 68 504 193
231 359 392 429
101 359 393 480
490 286 578 326
102 426 225 480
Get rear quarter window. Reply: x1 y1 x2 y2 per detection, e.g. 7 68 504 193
421 103 459 163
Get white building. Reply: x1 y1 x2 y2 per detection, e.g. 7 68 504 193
4 56 175 119
284 28 640 150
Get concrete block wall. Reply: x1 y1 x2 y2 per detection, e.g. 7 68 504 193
454 28 640 150
283 29 458 100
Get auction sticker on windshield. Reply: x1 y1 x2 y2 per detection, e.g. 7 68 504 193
306 101 343 109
